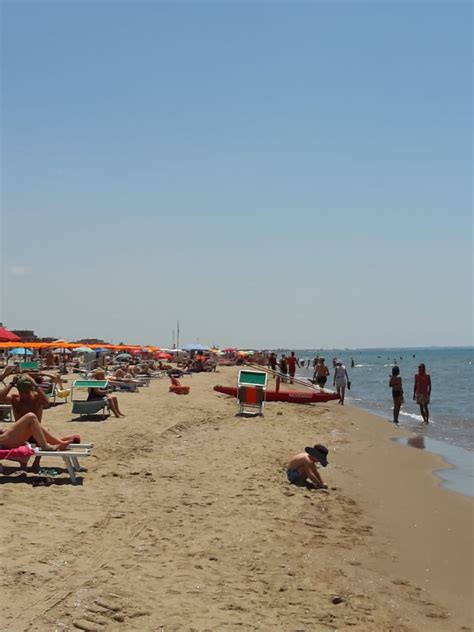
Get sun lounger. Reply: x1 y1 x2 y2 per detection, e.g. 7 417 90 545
136 374 151 386
33 447 91 483
110 381 139 393
39 383 71 406
0 443 93 484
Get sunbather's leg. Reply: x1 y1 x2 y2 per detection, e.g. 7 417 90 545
107 395 125 417
0 413 60 450
40 427 74 450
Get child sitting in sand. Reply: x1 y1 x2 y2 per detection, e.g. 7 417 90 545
287 444 329 489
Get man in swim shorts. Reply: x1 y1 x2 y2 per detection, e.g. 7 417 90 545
287 444 329 489
287 351 300 384
313 358 330 388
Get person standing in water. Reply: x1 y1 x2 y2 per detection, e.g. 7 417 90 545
389 366 404 424
413 363 431 424
333 360 350 405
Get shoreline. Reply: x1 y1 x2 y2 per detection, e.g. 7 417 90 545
0 366 472 631
349 400 474 499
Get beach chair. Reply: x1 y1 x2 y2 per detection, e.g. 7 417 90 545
237 370 268 416
71 380 110 420
39 381 70 406
110 381 139 393
19 361 40 372
136 374 151 386
0 443 94 484
0 404 13 422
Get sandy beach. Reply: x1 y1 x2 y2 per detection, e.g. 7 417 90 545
0 366 472 632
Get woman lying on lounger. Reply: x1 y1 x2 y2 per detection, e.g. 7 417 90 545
111 368 143 385
89 370 125 418
0 414 74 451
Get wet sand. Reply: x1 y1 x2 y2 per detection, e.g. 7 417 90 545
0 367 472 631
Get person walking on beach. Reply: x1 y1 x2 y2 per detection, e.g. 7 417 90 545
268 352 277 375
279 354 288 382
287 351 300 384
333 360 350 405
313 358 330 389
287 444 329 489
413 363 431 424
389 366 404 424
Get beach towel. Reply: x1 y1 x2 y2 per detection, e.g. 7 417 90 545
0 445 35 461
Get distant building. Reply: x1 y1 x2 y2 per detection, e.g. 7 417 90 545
75 338 108 345
11 329 37 341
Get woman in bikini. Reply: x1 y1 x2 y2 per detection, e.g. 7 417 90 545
389 365 404 424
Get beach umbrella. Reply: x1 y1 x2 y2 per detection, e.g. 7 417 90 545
182 343 209 352
74 346 94 354
92 347 108 353
222 347 237 353
52 347 73 354
116 353 132 361
9 347 33 356
0 327 21 343
156 352 172 360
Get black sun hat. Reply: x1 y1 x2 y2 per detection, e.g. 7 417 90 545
305 444 329 467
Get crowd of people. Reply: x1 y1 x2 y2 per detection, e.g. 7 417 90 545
0 348 434 489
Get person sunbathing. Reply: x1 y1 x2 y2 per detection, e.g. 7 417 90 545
0 414 73 451
0 374 78 450
0 374 50 422
111 368 142 385
89 370 125 417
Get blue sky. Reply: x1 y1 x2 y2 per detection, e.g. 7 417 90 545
1 1 472 348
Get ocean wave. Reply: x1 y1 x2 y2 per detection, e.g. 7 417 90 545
399 411 428 423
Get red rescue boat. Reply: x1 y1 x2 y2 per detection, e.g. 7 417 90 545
213 385 340 404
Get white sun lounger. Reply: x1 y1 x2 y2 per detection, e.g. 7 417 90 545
32 445 92 484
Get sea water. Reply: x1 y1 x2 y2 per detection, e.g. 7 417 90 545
291 347 473 497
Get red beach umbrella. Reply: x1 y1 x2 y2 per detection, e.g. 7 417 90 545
0 327 21 343
156 352 172 360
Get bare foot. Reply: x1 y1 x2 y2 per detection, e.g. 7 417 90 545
56 439 73 450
